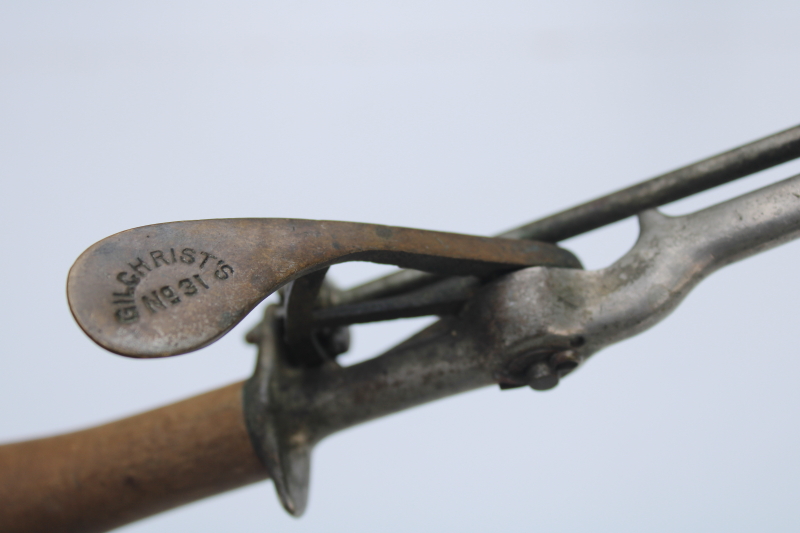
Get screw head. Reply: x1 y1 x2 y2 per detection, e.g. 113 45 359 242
526 361 559 391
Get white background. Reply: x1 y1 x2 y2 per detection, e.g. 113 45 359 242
3 2 800 531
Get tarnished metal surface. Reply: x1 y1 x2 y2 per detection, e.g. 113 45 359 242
340 123 800 304
67 218 580 358
281 268 352 367
244 173 800 516
311 275 477 327
281 267 331 367
64 125 800 517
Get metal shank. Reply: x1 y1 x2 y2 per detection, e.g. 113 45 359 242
341 123 800 304
245 174 800 516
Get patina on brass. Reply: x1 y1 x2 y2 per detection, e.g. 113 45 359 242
67 218 580 358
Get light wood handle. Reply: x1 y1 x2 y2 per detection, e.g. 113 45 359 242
0 381 269 533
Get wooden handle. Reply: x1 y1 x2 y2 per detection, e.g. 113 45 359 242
0 381 269 533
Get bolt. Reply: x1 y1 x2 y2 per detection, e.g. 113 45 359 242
526 361 559 391
525 350 582 391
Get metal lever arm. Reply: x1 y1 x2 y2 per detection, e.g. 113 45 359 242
67 219 579 358
245 173 800 516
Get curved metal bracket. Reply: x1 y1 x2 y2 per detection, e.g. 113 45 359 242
243 306 316 516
